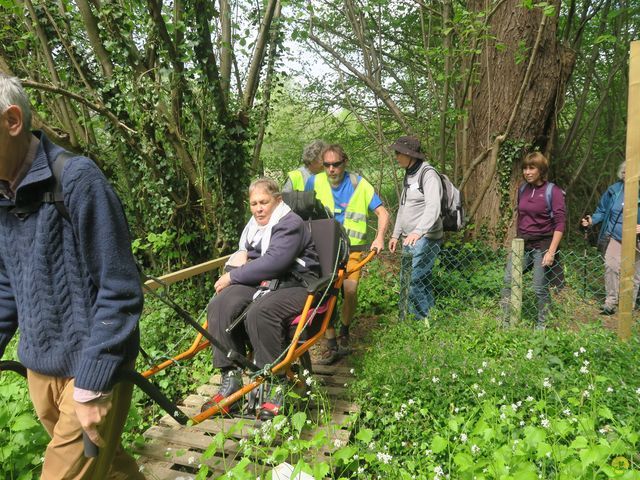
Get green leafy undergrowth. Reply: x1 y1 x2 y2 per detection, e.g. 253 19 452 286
347 314 640 479
0 341 48 480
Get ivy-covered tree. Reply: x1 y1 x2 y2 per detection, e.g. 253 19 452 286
0 0 284 267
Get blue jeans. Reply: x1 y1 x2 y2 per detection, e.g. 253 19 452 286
399 237 442 320
501 248 552 327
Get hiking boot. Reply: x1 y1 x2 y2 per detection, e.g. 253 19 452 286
337 334 352 353
600 305 616 316
201 369 242 414
317 346 344 365
258 379 287 421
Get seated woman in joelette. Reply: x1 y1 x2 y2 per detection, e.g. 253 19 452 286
203 177 321 420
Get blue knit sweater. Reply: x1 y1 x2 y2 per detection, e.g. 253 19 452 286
0 132 142 391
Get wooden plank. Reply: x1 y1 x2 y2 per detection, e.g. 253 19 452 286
138 459 196 480
136 442 254 477
143 255 231 291
138 364 360 477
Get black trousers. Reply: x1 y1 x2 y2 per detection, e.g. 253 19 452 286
207 284 309 369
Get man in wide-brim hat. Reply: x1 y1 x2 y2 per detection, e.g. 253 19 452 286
388 135 444 321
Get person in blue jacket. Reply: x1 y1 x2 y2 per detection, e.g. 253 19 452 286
582 162 640 314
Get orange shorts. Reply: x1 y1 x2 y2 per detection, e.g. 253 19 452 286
345 251 366 281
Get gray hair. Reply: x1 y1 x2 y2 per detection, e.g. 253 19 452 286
617 161 626 180
0 73 32 131
302 139 328 167
249 177 281 198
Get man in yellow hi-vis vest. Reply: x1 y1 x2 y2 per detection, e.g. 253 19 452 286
305 144 390 364
282 139 327 192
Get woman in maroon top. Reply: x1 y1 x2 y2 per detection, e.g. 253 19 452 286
501 152 566 329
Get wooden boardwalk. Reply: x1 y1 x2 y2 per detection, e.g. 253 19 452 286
135 363 358 479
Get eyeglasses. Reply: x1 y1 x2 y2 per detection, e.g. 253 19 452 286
323 160 345 168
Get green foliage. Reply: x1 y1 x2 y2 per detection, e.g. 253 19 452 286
348 311 640 478
0 341 48 480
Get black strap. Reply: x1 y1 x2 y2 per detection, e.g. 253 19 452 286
48 151 73 221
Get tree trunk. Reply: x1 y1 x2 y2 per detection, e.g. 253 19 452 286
463 0 573 242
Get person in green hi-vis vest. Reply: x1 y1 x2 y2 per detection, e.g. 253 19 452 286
306 144 390 364
282 139 327 192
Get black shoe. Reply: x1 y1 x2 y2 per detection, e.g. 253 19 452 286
201 369 242 414
600 305 616 315
337 334 352 353
317 346 344 365
258 379 287 421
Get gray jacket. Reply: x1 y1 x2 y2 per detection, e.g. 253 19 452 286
392 162 443 240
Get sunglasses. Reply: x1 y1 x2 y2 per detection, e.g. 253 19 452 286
323 160 345 168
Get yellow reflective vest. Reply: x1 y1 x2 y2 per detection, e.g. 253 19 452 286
313 172 374 246
286 168 307 192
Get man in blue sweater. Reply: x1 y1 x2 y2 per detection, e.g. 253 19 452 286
0 75 144 478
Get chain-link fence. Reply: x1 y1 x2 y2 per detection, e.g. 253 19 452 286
396 239 639 327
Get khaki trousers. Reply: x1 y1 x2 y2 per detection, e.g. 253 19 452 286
27 370 145 480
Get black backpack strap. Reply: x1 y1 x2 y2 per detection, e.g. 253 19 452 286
44 151 74 222
417 165 432 195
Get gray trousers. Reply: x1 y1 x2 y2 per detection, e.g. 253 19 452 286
207 284 308 369
603 238 640 309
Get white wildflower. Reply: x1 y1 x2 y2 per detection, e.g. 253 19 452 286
432 376 440 383
582 390 591 398
376 452 393 464
607 387 614 393
500 413 506 420
511 403 519 412
434 465 444 476
350 368 355 374
490 377 496 383
460 433 468 443
520 421 525 426
541 418 550 428
580 366 589 374
408 398 415 405
543 378 552 388
451 372 458 380
526 396 534 402
477 368 484 374
478 389 486 398
580 347 586 353
357 467 365 474
525 349 533 360
482 361 488 368
471 444 480 455
334 439 344 448
563 408 571 416
500 371 506 377
303 369 309 376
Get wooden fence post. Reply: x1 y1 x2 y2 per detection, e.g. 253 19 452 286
619 41 640 341
510 238 525 326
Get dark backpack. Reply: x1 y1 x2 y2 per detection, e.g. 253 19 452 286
517 182 565 219
413 166 466 232
281 190 332 220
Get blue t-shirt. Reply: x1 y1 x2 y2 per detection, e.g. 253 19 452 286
305 172 383 224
